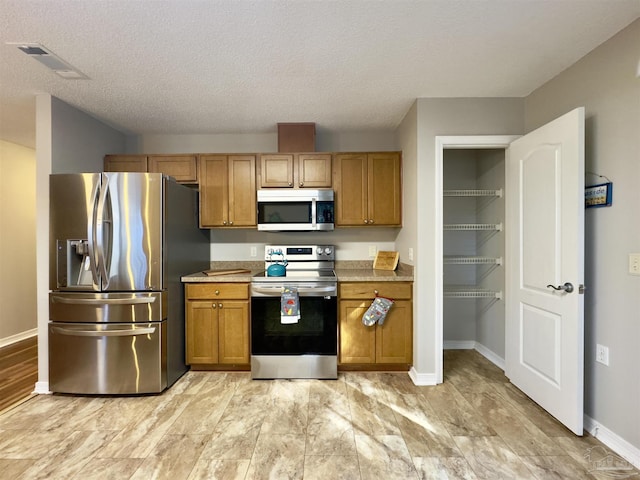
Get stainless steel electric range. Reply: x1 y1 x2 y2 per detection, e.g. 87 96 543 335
250 245 337 379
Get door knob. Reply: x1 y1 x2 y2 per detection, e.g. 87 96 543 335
546 282 574 293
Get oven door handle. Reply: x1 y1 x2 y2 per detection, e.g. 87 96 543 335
251 285 336 296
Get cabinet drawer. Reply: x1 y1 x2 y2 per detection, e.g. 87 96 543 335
339 282 412 300
186 283 249 300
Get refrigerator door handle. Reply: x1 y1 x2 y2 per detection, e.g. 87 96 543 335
95 173 111 289
50 295 157 305
86 180 101 289
51 326 157 337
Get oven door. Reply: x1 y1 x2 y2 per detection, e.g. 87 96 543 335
251 293 337 355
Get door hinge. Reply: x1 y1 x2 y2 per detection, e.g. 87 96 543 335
579 284 586 294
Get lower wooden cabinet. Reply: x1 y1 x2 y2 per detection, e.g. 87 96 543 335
185 283 250 365
339 282 413 367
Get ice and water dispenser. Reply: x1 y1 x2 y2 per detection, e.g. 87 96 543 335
56 239 93 288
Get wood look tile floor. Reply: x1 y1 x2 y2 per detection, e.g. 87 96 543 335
1 350 638 479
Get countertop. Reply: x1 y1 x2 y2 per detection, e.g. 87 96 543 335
181 261 414 283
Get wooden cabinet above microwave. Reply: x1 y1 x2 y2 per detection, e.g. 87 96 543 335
259 153 332 189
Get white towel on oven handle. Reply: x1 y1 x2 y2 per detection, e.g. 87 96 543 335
281 286 300 324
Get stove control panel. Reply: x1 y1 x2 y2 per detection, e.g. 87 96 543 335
265 245 335 262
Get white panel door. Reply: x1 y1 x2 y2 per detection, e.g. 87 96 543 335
505 107 585 435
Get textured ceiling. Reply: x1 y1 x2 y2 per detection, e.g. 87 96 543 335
1 0 639 149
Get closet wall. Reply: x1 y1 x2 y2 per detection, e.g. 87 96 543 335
443 148 506 360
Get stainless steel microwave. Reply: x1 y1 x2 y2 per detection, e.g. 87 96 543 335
257 189 334 231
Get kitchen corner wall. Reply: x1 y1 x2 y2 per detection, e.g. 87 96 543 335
0 140 36 345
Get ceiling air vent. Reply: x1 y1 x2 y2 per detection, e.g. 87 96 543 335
13 43 89 80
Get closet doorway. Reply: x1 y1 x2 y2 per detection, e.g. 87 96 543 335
435 107 585 435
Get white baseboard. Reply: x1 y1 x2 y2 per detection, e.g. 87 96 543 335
474 342 506 370
0 329 37 349
443 340 506 371
584 415 640 470
408 367 437 386
443 340 475 350
34 382 51 395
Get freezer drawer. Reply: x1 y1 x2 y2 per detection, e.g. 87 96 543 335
49 322 167 394
49 292 166 323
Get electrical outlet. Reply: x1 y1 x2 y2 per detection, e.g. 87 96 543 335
596 344 609 366
408 248 414 261
629 253 640 275
250 246 257 257
368 245 377 258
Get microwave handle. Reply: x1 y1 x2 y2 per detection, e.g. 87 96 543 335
311 197 317 229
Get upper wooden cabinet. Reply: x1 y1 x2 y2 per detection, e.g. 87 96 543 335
148 155 198 183
104 155 148 173
333 152 402 226
199 154 256 228
260 153 332 188
104 154 198 184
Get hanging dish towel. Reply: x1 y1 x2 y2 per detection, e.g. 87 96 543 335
362 296 394 326
281 286 300 324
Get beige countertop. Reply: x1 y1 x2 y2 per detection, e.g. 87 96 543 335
181 261 413 283
181 269 261 283
334 267 413 282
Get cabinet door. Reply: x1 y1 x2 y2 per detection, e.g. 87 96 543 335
298 154 332 188
228 155 256 226
260 154 294 187
376 300 412 364
333 153 368 226
339 300 376 364
218 301 249 364
104 155 148 172
148 155 198 183
368 152 402 226
186 300 218 364
199 155 229 227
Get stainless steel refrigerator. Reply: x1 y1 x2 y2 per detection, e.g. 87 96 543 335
49 172 209 394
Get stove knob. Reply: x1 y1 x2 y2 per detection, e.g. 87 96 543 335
316 247 324 255
324 247 332 255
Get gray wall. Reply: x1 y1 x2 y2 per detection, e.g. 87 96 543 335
525 19 640 452
51 96 126 173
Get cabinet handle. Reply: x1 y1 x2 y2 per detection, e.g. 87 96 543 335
369 219 374 224
299 182 304 187
229 220 233 225
288 182 293 187
212 303 217 309
364 219 369 224
215 290 220 295
218 303 223 308
374 290 379 295
222 221 227 225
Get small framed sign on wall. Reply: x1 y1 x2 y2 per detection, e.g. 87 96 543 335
585 182 613 208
